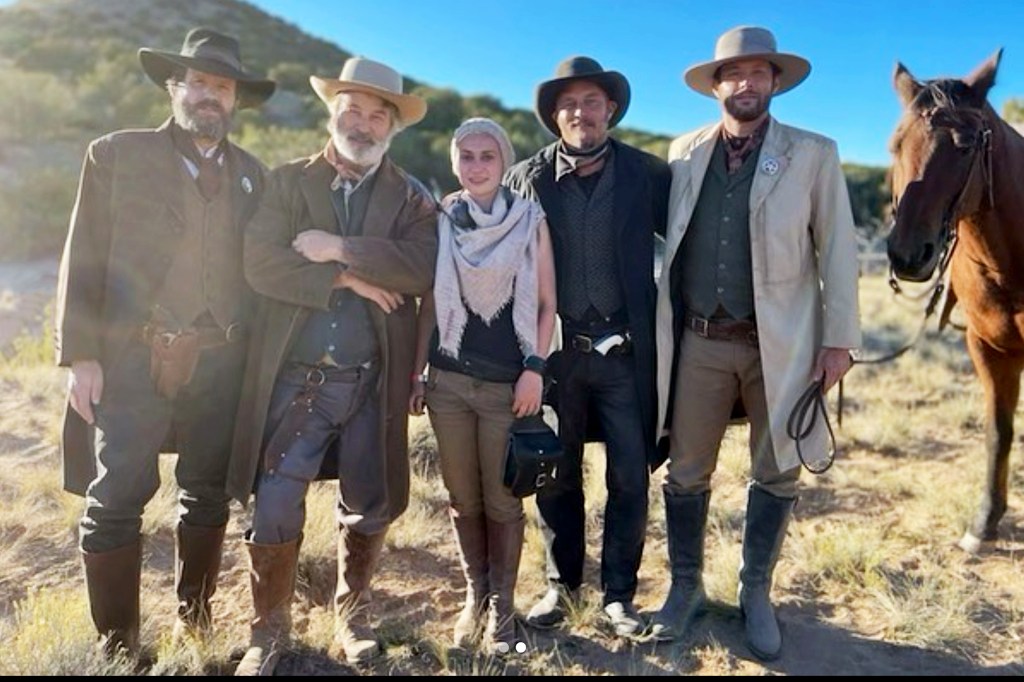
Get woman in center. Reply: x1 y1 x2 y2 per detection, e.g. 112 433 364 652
409 117 556 652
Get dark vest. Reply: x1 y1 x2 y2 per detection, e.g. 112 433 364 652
676 139 758 320
289 172 379 366
155 158 244 328
558 156 624 321
429 302 523 383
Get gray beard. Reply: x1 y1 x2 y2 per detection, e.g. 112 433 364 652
331 129 392 167
173 97 233 142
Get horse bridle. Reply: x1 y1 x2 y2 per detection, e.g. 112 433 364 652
887 107 994 300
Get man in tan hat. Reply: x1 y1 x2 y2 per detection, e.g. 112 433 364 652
506 56 670 638
227 56 436 674
650 26 861 659
55 27 274 657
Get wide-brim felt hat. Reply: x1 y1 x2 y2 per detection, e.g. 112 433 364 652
310 57 427 127
139 27 276 109
534 56 631 137
684 26 811 97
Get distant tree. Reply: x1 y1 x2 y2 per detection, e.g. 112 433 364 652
843 163 889 239
1003 98 1024 124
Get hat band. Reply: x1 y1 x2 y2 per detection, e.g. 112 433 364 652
185 46 243 72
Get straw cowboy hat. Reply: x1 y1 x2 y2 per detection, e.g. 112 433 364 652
139 27 276 109
534 56 631 137
310 57 428 127
684 26 811 97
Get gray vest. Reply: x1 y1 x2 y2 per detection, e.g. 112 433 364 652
156 161 244 328
677 140 758 320
559 158 623 320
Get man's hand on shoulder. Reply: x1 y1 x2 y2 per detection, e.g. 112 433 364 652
293 229 344 264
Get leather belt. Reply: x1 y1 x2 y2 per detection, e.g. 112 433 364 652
141 321 245 348
570 330 632 355
683 312 758 346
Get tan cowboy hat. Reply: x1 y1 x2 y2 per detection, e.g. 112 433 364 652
684 26 811 97
139 27 276 109
535 56 630 137
310 57 427 126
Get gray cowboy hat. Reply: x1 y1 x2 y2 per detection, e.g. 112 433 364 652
684 26 811 97
534 56 631 137
310 57 428 127
139 27 276 109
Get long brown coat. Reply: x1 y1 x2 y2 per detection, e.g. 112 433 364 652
226 151 437 522
56 119 266 495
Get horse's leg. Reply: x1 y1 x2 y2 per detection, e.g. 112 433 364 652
959 332 1023 553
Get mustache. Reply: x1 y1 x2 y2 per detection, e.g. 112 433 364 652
191 99 226 115
345 131 376 145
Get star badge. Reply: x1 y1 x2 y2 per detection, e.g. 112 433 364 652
760 157 780 176
241 176 253 194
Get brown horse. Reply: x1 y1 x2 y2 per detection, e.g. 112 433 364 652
888 50 1024 552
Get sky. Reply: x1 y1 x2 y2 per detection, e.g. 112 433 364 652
245 0 1024 166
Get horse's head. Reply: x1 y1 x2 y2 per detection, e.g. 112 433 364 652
887 50 1001 282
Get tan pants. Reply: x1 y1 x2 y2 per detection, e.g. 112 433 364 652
666 331 799 498
425 369 523 523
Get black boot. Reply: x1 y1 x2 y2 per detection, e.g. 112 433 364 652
650 490 710 641
738 485 795 661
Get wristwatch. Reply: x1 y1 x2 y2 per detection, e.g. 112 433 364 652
522 355 546 376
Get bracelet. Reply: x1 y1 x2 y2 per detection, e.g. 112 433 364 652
522 354 546 375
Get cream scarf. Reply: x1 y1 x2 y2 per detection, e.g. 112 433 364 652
434 189 544 359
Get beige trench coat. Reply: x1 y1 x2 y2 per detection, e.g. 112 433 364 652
655 118 862 472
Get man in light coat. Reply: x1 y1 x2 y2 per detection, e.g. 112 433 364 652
228 57 436 675
650 26 861 660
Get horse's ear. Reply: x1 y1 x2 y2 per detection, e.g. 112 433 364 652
893 62 922 107
963 48 1003 102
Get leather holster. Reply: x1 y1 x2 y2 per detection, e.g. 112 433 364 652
148 329 201 400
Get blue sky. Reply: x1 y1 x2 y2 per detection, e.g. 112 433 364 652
247 0 1024 166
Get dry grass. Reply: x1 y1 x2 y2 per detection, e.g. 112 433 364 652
0 271 1022 675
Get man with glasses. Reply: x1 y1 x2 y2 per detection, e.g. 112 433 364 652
56 28 274 657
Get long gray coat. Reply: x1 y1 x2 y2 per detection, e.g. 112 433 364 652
225 152 437 522
656 118 862 472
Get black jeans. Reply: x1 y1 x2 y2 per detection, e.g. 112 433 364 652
536 349 649 605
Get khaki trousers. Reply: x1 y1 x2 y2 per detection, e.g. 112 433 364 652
666 331 799 498
425 369 523 523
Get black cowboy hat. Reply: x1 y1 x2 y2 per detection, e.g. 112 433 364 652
534 56 631 137
139 27 276 109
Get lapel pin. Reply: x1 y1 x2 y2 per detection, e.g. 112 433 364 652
760 157 780 176
241 176 253 194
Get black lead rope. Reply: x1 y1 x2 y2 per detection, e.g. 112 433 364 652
787 378 836 475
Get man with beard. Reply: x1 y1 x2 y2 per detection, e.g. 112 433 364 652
505 57 670 638
650 27 860 660
227 57 436 674
56 28 274 657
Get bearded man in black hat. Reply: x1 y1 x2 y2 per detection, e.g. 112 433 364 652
505 56 670 637
650 26 860 659
55 27 275 657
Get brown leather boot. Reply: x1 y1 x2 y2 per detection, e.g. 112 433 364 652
451 514 489 648
234 533 302 677
483 517 525 654
332 527 386 665
172 522 226 643
82 538 142 658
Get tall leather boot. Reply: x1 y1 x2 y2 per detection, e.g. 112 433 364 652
333 527 386 665
483 517 525 654
451 514 489 648
738 485 796 661
234 533 302 677
82 537 142 658
172 522 226 642
650 490 710 641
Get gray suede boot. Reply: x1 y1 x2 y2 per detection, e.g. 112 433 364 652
650 490 710 641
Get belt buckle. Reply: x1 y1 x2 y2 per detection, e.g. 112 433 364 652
305 367 326 386
573 334 593 353
692 316 710 338
224 322 241 343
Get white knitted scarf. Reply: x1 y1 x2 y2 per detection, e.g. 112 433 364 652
434 189 544 359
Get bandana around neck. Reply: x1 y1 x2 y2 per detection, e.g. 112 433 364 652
555 139 610 182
